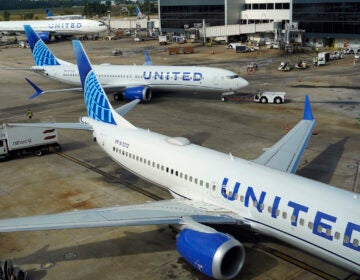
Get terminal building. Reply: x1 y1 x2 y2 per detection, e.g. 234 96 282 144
158 0 360 48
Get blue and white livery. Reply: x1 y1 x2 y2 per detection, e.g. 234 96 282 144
0 19 106 42
25 25 248 102
1 40 359 279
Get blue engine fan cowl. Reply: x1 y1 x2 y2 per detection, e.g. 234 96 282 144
36 32 51 42
176 228 245 279
123 86 152 102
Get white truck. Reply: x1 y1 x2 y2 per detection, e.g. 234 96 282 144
254 91 286 104
0 124 60 160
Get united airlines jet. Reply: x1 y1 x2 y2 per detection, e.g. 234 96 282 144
24 25 248 102
0 19 106 42
1 41 359 279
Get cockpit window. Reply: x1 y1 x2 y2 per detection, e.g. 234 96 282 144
227 75 239 79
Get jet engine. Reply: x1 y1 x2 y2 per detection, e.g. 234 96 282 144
36 32 51 42
121 86 152 102
176 228 245 279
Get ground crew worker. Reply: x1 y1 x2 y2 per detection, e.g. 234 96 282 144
26 109 33 119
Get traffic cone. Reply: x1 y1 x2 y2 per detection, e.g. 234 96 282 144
285 124 289 134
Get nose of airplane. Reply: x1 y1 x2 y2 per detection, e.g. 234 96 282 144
238 77 249 89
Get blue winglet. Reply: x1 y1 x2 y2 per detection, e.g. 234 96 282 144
144 50 153 65
303 95 314 120
25 78 44 99
24 25 60 66
72 40 116 125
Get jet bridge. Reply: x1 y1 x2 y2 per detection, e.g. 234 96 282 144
202 22 275 38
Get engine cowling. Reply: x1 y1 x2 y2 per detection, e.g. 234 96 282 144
176 228 245 279
123 86 152 102
36 32 51 42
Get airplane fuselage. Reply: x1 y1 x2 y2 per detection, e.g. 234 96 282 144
88 119 360 274
0 19 107 35
33 64 247 93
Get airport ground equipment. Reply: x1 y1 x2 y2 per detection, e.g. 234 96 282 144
254 91 285 104
0 123 60 160
278 61 292 71
295 59 308 69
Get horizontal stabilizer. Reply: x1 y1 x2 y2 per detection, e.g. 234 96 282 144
115 99 140 116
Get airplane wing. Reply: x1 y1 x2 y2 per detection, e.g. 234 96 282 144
0 199 243 232
8 122 93 131
253 96 316 173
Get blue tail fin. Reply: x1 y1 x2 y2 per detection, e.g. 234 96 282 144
135 5 144 19
73 40 128 126
46 9 54 17
24 25 60 66
143 50 153 65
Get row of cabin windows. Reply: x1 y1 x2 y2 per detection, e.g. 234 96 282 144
63 73 142 79
113 145 359 248
224 189 359 247
63 73 204 80
113 146 216 191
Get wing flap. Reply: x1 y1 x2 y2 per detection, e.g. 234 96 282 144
0 199 237 232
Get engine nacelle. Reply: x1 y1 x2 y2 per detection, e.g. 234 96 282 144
123 86 152 102
176 228 245 279
36 32 51 42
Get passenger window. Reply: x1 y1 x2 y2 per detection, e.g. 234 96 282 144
308 222 313 230
185 174 188 180
189 176 193 182
212 185 216 191
240 195 244 202
326 228 331 236
206 182 209 188
194 178 198 184
171 169 173 174
166 167 169 173
253 201 257 207
260 203 264 210
344 235 350 244
200 180 203 186
157 163 160 169
299 218 305 226
275 209 280 217
180 172 183 178
334 232 340 240
234 194 238 200
268 206 272 213
282 212 287 219
291 215 296 223
317 225 323 233
113 147 115 151
161 165 164 171
175 171 178 176
353 239 359 247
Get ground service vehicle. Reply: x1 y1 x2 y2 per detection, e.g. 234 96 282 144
254 91 286 104
0 124 60 159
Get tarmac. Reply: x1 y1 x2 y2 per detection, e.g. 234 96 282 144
0 37 359 280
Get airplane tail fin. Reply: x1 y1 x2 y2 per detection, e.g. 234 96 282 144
72 40 135 128
143 50 153 65
135 5 144 19
24 25 60 66
46 9 54 17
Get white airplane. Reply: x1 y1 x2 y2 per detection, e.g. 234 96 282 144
1 40 359 279
24 25 248 102
45 9 84 20
0 19 107 42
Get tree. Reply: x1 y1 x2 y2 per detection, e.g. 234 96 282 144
3 11 11 21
